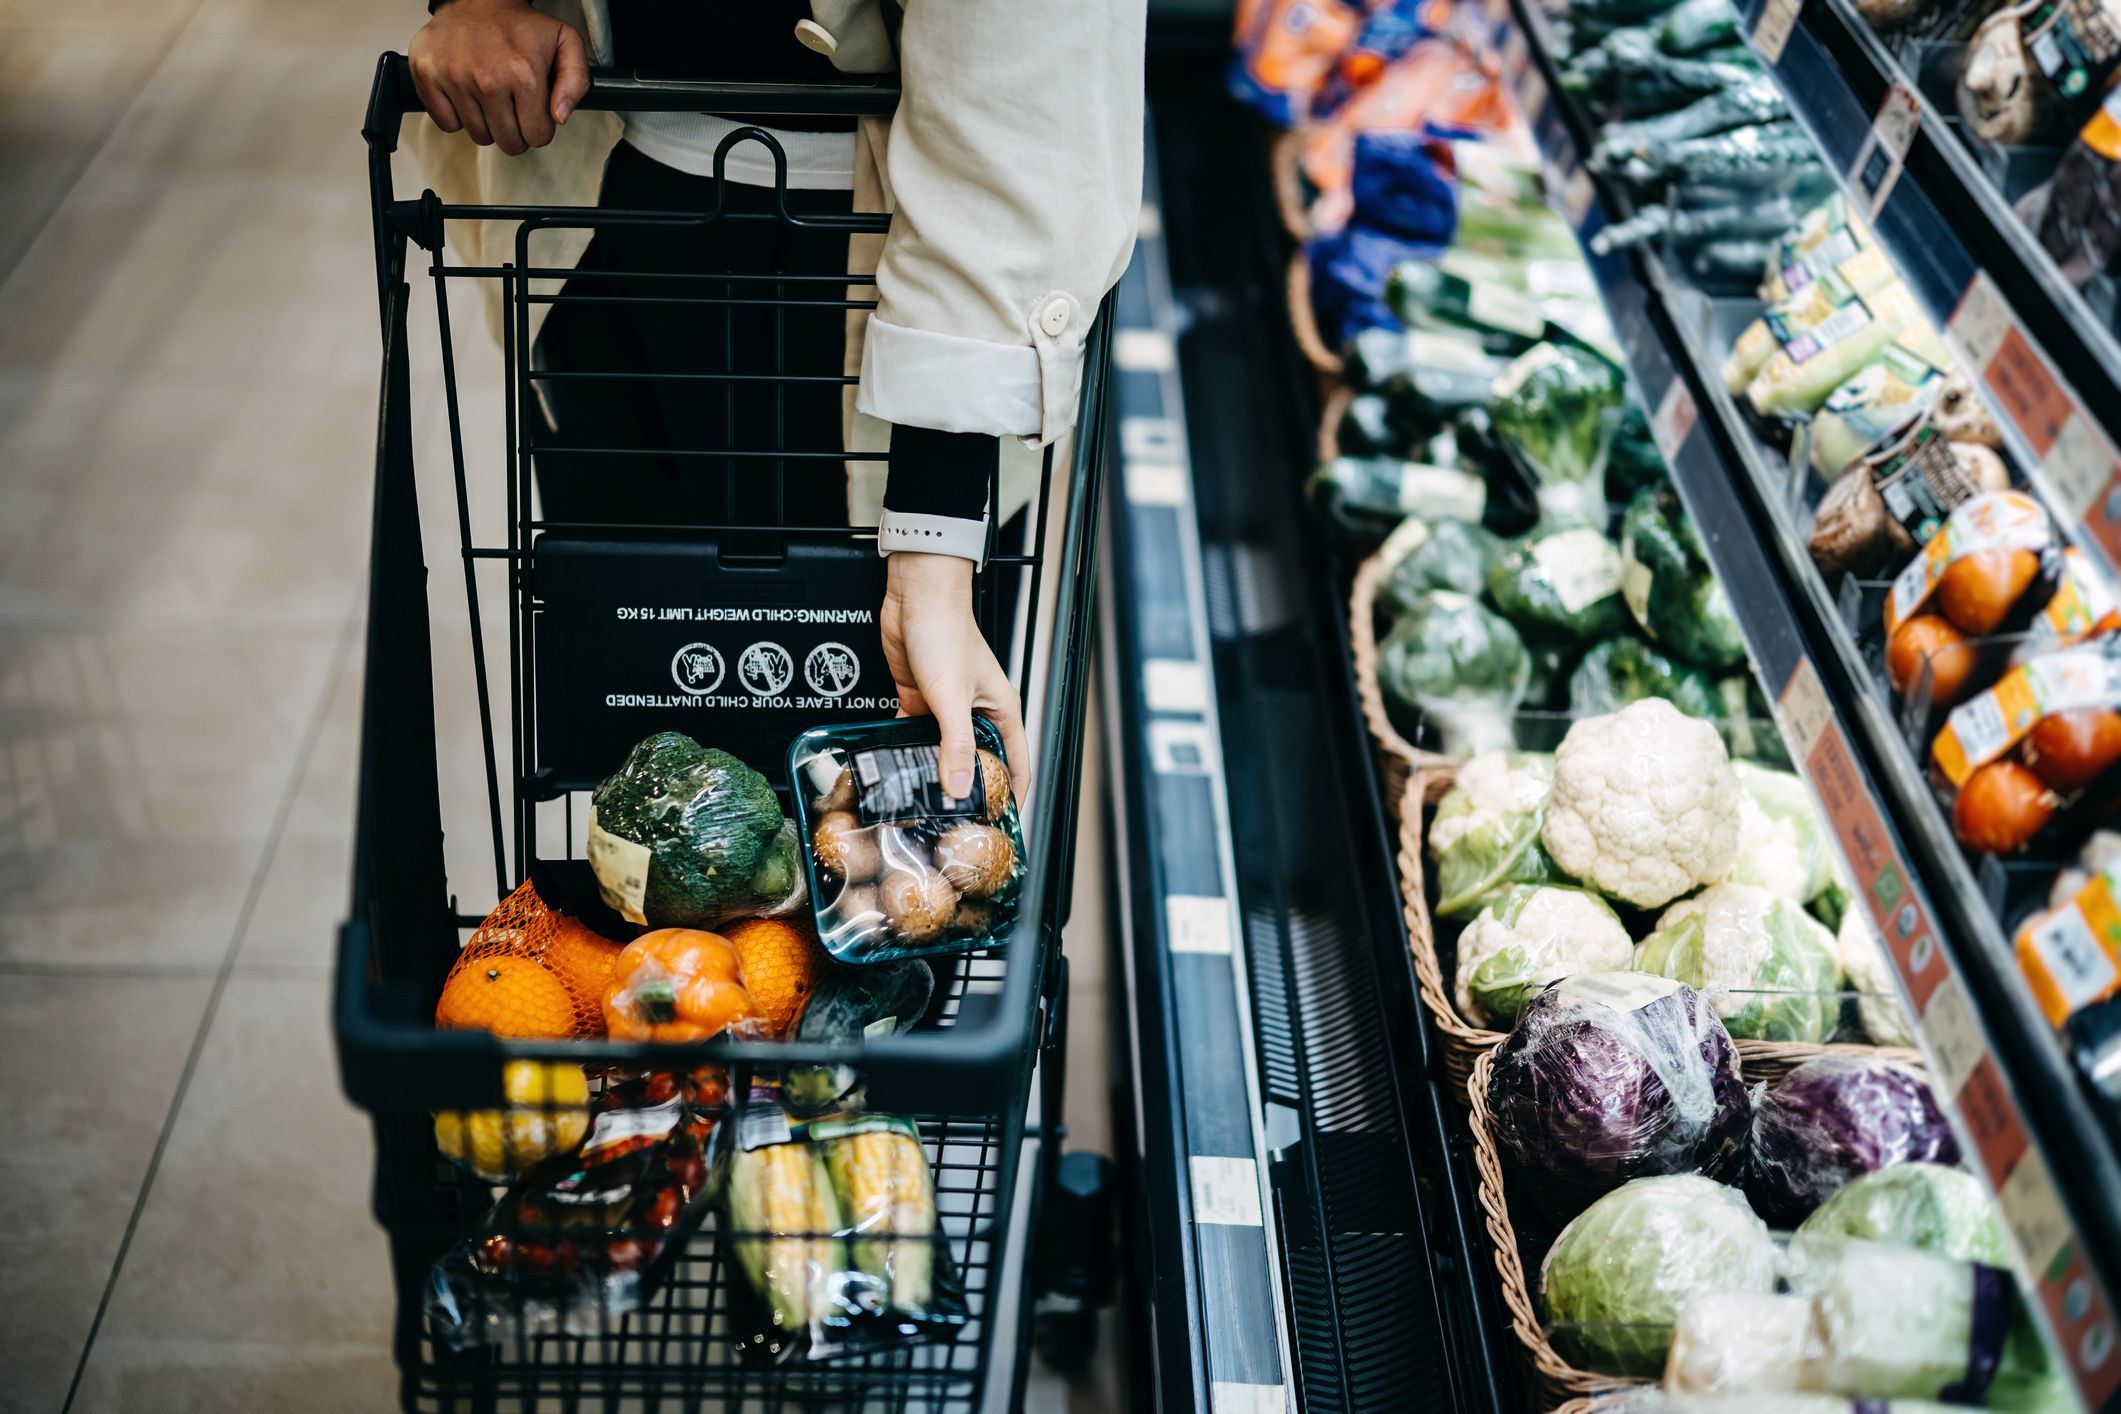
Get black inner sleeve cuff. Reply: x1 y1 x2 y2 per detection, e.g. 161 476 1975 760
883 425 997 522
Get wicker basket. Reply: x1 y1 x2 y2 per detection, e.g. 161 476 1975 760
1401 768 1926 1100
1287 250 1344 377
1350 550 1436 817
1271 127 1313 242
1469 1047 1650 1407
1319 381 1352 465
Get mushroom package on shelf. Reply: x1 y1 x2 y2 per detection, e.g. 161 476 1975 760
789 719 1026 966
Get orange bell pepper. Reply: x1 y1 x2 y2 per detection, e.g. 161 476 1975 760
603 929 759 1043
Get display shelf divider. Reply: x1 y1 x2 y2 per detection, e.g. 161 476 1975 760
1487 4 2121 1403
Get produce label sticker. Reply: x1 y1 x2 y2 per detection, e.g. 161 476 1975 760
1621 558 1655 630
2015 867 2121 1025
1532 527 1624 614
587 805 652 925
1881 489 2050 633
1751 0 1803 65
1651 377 1696 461
2028 548 2121 651
1393 463 1488 522
1932 642 2121 784
1467 280 1545 341
1765 275 1872 365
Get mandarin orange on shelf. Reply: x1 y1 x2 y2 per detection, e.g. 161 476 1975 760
722 917 829 1037
436 953 586 1039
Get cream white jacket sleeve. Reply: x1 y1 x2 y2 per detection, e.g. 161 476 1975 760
853 0 1146 448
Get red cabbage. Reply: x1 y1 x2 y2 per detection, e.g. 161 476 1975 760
1485 973 1750 1221
1744 1054 1960 1227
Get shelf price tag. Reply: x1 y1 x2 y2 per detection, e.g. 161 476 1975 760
1563 166 1597 230
1517 63 1548 128
1651 377 1697 461
1752 0 1803 64
1849 82 1920 217
2045 410 2121 526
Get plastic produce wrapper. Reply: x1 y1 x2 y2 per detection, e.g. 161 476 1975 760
1538 1174 1778 1376
1453 884 1632 1026
1300 38 1518 200
588 733 805 930
1342 127 1460 244
1378 516 1502 609
2018 855 2121 1027
1484 527 1630 645
1227 0 1363 127
1566 636 1725 722
1790 1162 2010 1271
723 1083 966 1363
1486 974 1750 1221
1485 344 1624 529
1307 223 1444 349
1375 590 1530 756
1427 750 1560 918
425 1070 728 1349
783 959 936 1114
1668 1240 2062 1407
790 718 1024 966
1743 1055 1959 1226
1634 883 1847 1043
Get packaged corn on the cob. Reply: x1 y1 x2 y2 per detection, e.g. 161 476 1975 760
812 1113 965 1328
722 1084 967 1361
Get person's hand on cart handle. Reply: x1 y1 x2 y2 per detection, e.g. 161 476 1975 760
882 552 1032 810
411 0 591 156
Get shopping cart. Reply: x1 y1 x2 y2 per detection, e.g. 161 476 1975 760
338 52 1111 1413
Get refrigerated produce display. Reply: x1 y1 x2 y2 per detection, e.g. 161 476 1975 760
1102 0 2121 1409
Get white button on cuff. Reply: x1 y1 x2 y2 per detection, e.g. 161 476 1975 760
1038 298 1071 338
792 19 839 56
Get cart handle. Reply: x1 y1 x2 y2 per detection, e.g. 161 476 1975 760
364 51 898 152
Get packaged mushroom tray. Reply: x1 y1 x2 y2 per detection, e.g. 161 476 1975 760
790 720 1025 965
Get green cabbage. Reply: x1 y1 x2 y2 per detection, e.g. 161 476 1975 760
1791 1163 2009 1271
1380 517 1501 612
1634 883 1845 1042
1539 1175 1779 1376
1620 486 1748 670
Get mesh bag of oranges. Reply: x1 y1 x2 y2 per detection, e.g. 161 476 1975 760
435 879 628 1041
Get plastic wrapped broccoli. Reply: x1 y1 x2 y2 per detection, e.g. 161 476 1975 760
1487 343 1625 528
1374 591 1530 755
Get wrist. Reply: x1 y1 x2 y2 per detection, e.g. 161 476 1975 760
887 551 975 604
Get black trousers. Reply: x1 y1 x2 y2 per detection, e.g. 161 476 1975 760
530 141 854 530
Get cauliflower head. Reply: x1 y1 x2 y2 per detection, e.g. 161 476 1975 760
1540 698 1741 908
1636 883 1846 1042
1839 905 1913 1047
1722 762 1833 903
1430 750 1554 858
1454 884 1634 1027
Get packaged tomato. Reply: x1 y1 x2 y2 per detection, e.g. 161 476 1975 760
789 718 1025 966
424 1071 727 1348
2017 860 2121 1027
1882 490 2057 639
1933 636 2121 789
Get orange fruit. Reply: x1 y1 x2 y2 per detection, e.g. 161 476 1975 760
722 917 828 1037
436 953 587 1039
534 915 625 1008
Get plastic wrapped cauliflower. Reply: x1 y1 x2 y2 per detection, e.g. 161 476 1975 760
1722 763 1833 904
1540 698 1742 908
1455 885 1633 1026
1635 883 1846 1043
1838 905 1914 1047
1429 751 1562 917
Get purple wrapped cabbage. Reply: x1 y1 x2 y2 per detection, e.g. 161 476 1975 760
1744 1054 1960 1227
1485 973 1749 1220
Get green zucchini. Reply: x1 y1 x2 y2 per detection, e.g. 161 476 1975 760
1615 124 1822 189
784 960 934 1112
1587 78 1789 173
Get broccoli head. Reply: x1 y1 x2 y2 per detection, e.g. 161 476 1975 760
591 732 787 927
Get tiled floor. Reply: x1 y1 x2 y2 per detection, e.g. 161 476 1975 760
0 5 1121 1411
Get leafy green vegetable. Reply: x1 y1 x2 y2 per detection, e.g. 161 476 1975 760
1487 345 1624 528
1457 885 1633 1025
1634 883 1846 1043
1620 487 1747 669
1376 593 1530 756
1791 1163 2009 1271
1431 752 1560 917
1381 518 1500 611
590 732 789 927
1605 401 1668 504
1540 1175 1779 1376
1567 637 1724 719
1485 527 1630 643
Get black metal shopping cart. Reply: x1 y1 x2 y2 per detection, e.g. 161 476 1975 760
337 52 1110 1413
